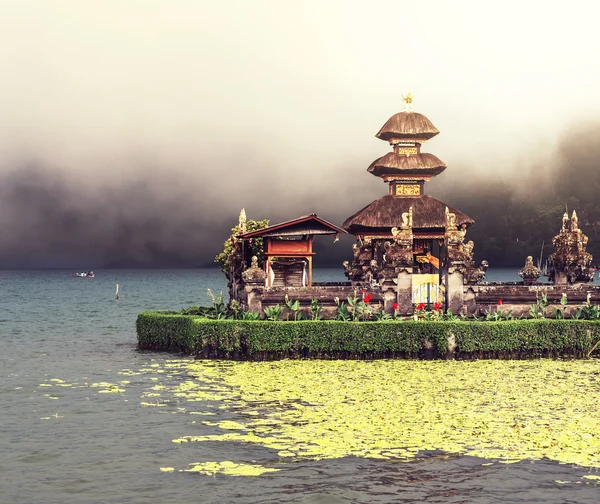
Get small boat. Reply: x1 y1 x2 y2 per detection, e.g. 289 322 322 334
73 271 96 278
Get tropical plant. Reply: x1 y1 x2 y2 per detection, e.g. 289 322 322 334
529 292 548 319
310 299 323 320
553 293 568 320
264 305 282 321
241 311 260 320
347 291 360 322
578 298 600 319
334 297 351 321
443 309 460 321
374 310 392 321
485 308 514 321
284 295 301 321
206 289 227 319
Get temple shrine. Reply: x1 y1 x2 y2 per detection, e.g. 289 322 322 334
224 95 598 318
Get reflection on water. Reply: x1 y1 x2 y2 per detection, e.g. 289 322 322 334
1 269 599 504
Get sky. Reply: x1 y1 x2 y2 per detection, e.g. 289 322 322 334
1 0 600 268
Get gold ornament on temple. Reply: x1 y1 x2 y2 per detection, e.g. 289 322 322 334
395 184 421 196
401 92 414 112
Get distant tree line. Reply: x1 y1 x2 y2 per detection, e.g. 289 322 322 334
439 121 600 267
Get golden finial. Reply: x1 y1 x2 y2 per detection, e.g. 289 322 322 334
401 92 413 112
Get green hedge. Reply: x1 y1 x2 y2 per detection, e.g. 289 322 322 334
136 311 600 359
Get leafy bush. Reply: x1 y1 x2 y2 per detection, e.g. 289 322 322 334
214 217 269 274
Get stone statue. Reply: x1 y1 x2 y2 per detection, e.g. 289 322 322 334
519 255 542 285
242 255 266 284
445 206 457 230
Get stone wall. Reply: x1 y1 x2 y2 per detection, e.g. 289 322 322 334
236 278 600 320
464 282 600 318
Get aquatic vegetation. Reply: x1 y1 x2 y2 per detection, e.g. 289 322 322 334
34 358 600 477
158 359 600 469
183 461 279 476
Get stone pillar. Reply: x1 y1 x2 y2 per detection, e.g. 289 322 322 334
553 271 568 286
381 280 398 315
396 272 413 315
446 268 464 314
244 285 264 314
241 256 267 315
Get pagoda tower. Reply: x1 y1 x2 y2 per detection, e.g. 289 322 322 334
342 95 485 313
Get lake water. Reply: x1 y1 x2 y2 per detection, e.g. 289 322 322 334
1 268 599 504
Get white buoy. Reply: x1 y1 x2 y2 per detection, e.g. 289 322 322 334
115 283 120 300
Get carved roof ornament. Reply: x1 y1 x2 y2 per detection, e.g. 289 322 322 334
401 92 414 113
401 206 413 229
445 206 457 230
238 208 247 235
549 209 594 284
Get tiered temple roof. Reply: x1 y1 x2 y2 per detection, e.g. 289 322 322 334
343 94 473 238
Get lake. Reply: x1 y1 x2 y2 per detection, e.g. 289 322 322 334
1 268 599 503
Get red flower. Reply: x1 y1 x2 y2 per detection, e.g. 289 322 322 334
364 293 373 303
417 303 425 311
497 299 503 305
393 302 399 311
433 302 442 311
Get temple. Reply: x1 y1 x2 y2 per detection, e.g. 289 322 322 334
223 96 599 318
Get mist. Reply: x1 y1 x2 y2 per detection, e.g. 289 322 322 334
1 1 600 268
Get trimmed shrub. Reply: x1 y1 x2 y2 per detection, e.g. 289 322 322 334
136 311 600 360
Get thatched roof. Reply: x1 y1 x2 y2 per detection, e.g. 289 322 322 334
367 152 446 178
376 112 439 142
239 214 346 239
343 195 474 233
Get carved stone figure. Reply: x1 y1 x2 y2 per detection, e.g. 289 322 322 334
382 209 414 277
345 207 415 285
242 256 266 284
519 255 542 285
445 206 457 230
445 207 486 284
343 239 376 285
